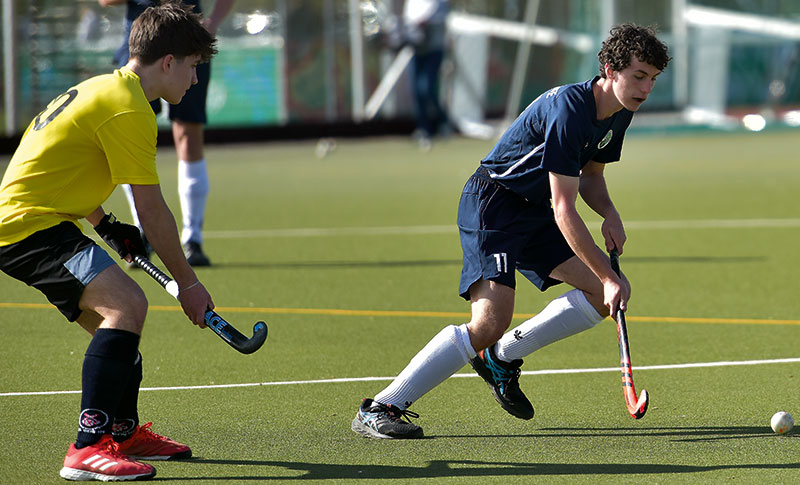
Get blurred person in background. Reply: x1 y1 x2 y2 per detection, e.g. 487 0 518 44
99 0 236 266
403 0 450 151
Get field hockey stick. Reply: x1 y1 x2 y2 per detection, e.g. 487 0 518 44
609 249 649 419
133 255 268 355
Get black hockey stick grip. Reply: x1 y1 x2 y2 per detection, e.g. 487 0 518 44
609 249 627 323
609 249 621 281
133 255 178 296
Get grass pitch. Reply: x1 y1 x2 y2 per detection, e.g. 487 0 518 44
1 130 798 483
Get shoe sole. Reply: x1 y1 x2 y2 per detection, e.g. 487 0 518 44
487 386 534 420
351 417 393 439
350 416 424 439
470 357 535 420
59 466 156 481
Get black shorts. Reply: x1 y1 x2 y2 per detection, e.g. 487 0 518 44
0 222 116 321
150 62 210 124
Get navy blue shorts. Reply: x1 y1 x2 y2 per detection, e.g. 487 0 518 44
457 168 575 300
151 62 210 124
0 222 116 321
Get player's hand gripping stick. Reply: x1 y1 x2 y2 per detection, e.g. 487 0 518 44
133 255 268 355
609 249 648 419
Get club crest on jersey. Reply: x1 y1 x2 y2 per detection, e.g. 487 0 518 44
598 130 613 149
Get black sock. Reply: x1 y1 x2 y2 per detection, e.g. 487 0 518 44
113 352 143 443
75 329 140 448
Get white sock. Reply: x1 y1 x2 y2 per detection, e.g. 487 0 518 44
495 289 604 362
121 184 142 231
178 159 209 245
374 323 476 409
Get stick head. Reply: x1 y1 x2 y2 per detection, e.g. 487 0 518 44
238 321 268 355
627 389 649 419
203 311 268 354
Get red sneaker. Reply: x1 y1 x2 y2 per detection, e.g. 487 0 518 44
116 422 192 461
60 434 156 481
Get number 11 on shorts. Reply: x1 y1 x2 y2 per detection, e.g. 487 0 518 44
493 252 508 273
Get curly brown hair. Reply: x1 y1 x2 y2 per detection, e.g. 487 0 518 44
597 23 670 78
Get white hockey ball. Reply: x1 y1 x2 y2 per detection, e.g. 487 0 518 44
770 411 794 434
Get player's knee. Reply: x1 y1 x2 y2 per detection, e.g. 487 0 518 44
581 289 607 316
484 326 507 347
593 300 609 317
467 316 511 351
120 286 148 330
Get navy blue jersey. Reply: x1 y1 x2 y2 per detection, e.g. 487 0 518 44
480 76 633 204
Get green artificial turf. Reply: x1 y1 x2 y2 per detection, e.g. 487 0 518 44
1 131 798 483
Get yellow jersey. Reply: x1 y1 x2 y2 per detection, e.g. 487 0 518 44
0 67 160 246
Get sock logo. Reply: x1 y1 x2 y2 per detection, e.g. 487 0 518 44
112 418 137 438
79 409 109 433
514 330 523 341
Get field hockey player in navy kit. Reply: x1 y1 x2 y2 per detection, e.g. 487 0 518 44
352 24 671 439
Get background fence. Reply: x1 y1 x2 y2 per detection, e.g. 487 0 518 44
2 0 800 138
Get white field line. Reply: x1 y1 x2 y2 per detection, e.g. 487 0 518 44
2 357 798 398
203 225 454 239
202 218 800 239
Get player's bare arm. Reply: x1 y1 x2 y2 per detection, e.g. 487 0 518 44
549 171 628 315
130 183 213 327
85 206 106 227
579 160 626 253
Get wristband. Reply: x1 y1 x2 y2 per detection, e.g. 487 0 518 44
180 280 202 293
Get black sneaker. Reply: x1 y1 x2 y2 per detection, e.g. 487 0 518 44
183 241 211 267
470 344 534 420
351 398 424 439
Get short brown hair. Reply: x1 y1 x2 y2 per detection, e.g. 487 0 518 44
129 0 217 65
598 23 670 78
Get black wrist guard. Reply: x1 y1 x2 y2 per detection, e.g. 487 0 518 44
93 212 146 259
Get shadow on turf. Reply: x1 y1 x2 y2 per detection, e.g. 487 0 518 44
438 426 785 443
163 457 800 480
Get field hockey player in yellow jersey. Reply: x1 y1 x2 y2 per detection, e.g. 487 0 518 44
0 1 217 481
